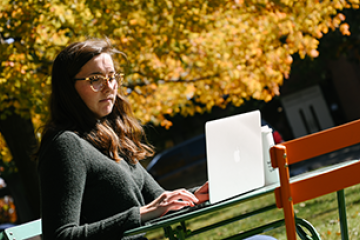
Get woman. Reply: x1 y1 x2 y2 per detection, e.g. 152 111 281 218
37 38 276 240
37 38 208 240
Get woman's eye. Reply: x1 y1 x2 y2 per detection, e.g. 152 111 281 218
90 76 101 82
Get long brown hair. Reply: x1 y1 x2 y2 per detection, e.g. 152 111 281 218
38 38 154 163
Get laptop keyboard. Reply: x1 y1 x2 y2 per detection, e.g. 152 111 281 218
145 201 211 224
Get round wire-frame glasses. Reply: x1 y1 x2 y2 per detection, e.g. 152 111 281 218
74 73 124 92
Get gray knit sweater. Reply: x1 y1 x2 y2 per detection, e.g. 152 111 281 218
38 131 165 240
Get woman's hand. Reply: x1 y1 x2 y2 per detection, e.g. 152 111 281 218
194 181 209 204
140 189 199 222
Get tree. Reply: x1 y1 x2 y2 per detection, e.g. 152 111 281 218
0 0 358 221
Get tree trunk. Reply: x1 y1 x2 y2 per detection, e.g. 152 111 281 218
0 108 40 222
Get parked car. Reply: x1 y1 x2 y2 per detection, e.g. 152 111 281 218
146 120 283 190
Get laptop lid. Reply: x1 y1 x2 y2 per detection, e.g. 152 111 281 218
205 110 265 204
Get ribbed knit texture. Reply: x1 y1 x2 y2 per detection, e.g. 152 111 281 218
38 131 165 240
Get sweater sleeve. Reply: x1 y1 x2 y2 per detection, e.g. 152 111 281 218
38 132 142 240
138 162 199 202
138 163 165 204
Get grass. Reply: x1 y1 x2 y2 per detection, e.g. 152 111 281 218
145 184 360 239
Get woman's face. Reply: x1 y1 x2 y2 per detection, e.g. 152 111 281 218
74 53 118 119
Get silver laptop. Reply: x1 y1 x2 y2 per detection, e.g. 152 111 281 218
205 110 265 204
146 110 277 224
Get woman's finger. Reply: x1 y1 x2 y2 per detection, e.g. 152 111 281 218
165 190 199 204
158 199 194 216
194 182 209 204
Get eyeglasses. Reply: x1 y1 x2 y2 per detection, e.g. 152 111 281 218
74 73 124 92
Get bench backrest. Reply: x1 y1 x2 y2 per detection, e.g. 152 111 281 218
270 118 360 240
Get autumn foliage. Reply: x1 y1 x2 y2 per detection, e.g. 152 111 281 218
0 0 358 127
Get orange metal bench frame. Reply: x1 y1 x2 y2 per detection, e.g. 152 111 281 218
270 119 360 240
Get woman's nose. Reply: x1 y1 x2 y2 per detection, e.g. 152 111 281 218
102 78 116 92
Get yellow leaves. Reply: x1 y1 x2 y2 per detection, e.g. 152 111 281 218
332 13 344 28
288 31 319 59
2 61 14 67
285 55 293 65
318 22 329 35
160 119 173 130
299 36 319 59
10 7 23 19
0 135 12 163
128 11 147 27
185 84 196 99
231 96 244 107
129 19 138 25
310 49 319 58
0 0 358 130
234 0 244 5
340 23 351 36
337 13 346 21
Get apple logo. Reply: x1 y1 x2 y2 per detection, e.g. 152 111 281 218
233 147 241 163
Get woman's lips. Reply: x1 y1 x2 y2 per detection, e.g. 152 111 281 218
100 96 114 102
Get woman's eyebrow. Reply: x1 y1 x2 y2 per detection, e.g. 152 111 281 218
88 71 103 75
88 70 115 75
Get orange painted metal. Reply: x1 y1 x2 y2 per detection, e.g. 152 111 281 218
270 145 297 240
279 119 360 164
270 118 360 240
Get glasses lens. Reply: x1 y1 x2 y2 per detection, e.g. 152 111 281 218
90 74 121 92
90 76 103 92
